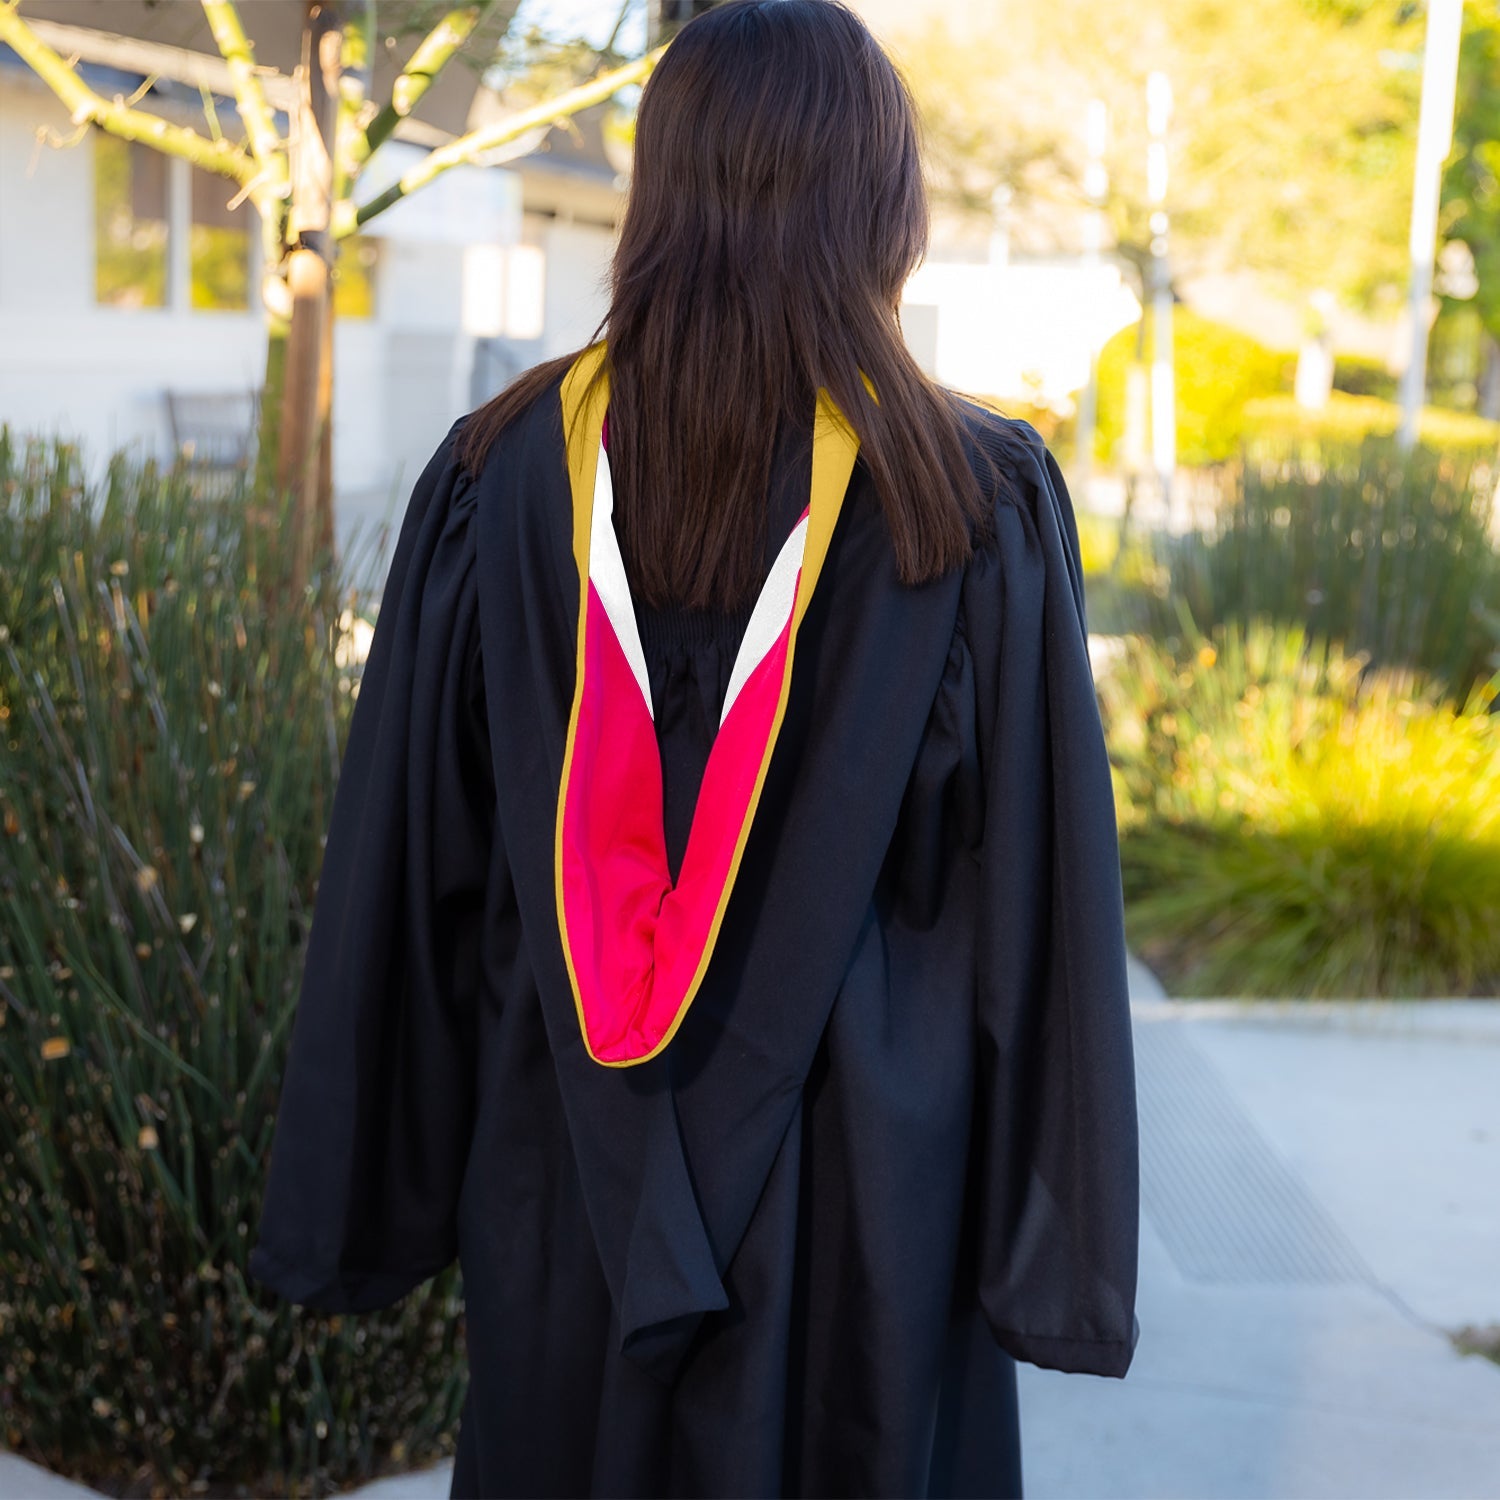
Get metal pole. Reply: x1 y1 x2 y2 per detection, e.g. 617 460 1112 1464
1073 98 1108 508
1397 0 1465 451
166 155 191 313
989 182 1012 267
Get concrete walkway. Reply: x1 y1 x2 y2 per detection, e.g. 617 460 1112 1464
1016 962 1500 1499
6 964 1499 1500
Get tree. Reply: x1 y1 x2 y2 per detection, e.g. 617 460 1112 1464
1440 0 1500 417
0 0 664 595
890 0 1426 318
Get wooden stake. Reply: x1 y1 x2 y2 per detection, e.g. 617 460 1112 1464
276 2 339 599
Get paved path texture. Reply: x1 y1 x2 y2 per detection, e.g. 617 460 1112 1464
1017 966 1500 1499
6 965 1498 1499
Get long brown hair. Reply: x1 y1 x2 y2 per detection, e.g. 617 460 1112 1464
456 0 1006 610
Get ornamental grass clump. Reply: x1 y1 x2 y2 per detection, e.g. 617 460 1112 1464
1101 620 1500 998
1161 434 1500 696
0 432 465 1496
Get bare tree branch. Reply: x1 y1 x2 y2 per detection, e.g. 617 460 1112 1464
332 0 375 206
0 0 254 184
352 2 496 174
198 0 288 197
348 42 664 233
603 0 634 56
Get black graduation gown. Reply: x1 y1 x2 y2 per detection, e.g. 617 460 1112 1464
247 365 1141 1500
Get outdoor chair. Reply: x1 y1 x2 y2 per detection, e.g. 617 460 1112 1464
163 388 261 501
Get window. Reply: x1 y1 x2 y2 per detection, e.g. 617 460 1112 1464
95 134 167 308
333 237 380 320
190 165 251 311
94 131 254 312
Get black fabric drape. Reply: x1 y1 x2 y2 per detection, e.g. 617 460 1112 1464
248 378 1139 1500
964 437 1140 1372
249 427 492 1311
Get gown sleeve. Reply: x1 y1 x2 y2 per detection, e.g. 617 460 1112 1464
248 419 494 1312
963 419 1141 1378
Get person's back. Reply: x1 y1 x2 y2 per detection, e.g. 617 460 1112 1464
248 5 1141 1496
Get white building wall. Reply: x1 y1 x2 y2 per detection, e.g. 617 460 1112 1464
0 73 512 536
901 259 1142 412
372 240 472 500
534 216 615 358
0 81 93 312
0 81 267 465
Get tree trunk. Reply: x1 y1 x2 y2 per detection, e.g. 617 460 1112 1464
317 281 335 563
314 273 336 624
1479 330 1500 423
276 1 340 601
1114 294 1149 567
256 318 287 502
277 246 331 597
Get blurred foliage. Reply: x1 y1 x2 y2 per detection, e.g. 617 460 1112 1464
375 0 525 75
892 0 1500 421
189 225 251 314
1440 1 1500 354
0 435 466 1496
1096 309 1296 467
1160 434 1500 695
332 237 380 322
1426 298 1492 412
889 11 1078 230
486 22 627 101
453 4 644 179
94 135 254 313
1332 352 1400 403
1076 510 1166 635
94 133 167 311
1076 511 1123 577
1325 311 1498 424
1100 621 1500 997
1240 392 1500 455
891 0 1424 313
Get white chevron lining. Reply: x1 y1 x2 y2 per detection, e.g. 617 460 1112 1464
720 513 807 726
590 439 810 731
589 439 655 716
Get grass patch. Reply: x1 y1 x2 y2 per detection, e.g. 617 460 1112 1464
1162 434 1500 696
1100 621 1500 998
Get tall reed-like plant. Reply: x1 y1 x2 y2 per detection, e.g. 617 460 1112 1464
1162 434 1500 696
0 432 465 1496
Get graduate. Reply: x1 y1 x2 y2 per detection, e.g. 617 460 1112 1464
248 2 1141 1495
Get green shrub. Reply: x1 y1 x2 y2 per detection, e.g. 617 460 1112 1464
1096 309 1297 467
1332 352 1399 403
1075 511 1122 576
1162 433 1500 695
1075 510 1170 635
1427 300 1490 414
0 434 466 1496
1242 391 1500 458
1101 621 1500 998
